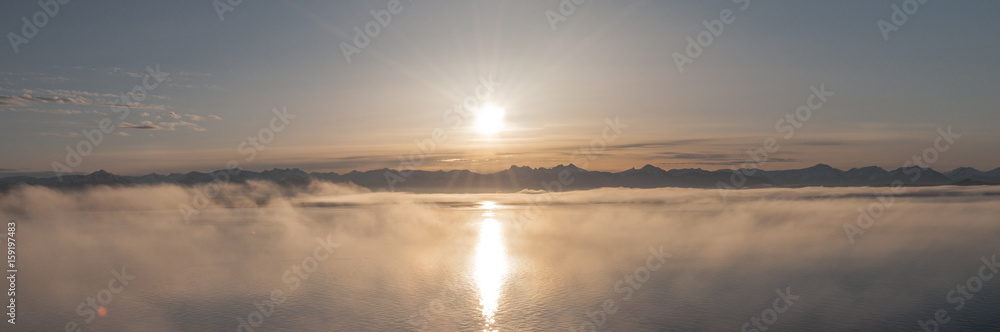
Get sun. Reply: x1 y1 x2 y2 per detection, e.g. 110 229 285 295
474 104 505 136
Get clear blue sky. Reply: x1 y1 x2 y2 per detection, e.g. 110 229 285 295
1 0 998 176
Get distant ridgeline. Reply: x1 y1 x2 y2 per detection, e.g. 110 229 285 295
2 164 999 193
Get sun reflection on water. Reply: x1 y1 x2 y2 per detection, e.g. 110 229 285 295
474 202 508 332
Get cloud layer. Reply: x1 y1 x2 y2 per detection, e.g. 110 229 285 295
3 185 999 331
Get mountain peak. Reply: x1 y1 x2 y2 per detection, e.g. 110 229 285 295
944 167 989 181
641 164 661 171
554 164 585 172
263 168 307 175
807 163 837 171
88 169 113 177
846 166 886 173
640 164 667 175
949 167 982 174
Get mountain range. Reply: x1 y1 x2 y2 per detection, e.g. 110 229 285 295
2 164 999 193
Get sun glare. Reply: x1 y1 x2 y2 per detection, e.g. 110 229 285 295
474 211 508 332
474 104 506 136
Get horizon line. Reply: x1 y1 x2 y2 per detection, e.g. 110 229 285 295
7 163 1000 179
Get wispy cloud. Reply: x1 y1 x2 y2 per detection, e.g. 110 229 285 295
157 121 205 131
119 120 206 132
94 102 167 110
0 95 28 106
0 94 89 105
39 132 82 137
0 90 168 112
120 121 161 130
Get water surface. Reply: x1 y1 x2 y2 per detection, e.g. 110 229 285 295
7 185 1000 331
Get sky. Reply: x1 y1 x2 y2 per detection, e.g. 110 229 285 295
1 0 998 176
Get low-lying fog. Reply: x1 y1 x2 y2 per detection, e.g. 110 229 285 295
3 182 999 331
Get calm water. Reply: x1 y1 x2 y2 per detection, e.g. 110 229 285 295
9 186 1000 331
